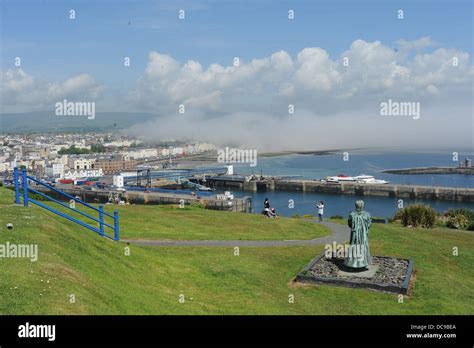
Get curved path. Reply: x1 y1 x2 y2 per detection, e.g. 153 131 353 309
124 220 349 247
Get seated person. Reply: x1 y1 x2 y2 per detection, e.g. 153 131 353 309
269 207 279 218
262 207 272 217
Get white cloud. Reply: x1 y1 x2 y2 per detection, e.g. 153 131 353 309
1 38 472 150
0 70 103 112
127 38 473 150
130 38 472 115
47 74 103 100
295 47 341 91
396 36 436 54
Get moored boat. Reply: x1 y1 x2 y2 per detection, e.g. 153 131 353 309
326 174 389 184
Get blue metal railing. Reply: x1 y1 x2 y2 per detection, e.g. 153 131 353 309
13 167 119 241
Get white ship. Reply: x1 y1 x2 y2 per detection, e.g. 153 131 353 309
326 174 388 184
326 174 356 182
355 175 389 184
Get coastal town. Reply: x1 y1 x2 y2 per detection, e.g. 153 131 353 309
0 132 217 180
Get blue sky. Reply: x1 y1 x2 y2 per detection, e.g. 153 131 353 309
2 0 472 85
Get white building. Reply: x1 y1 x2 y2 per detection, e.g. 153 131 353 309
113 175 124 188
171 147 184 156
126 148 158 160
67 157 95 170
45 163 65 177
64 168 104 180
196 143 216 152
104 140 134 147
0 161 11 172
161 148 170 157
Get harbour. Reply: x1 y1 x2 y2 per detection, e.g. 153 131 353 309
200 176 474 202
14 151 473 219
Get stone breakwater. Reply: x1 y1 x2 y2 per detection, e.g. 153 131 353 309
204 177 474 202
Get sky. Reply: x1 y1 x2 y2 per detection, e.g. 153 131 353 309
0 0 473 151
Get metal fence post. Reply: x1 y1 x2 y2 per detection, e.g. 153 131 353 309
99 205 104 236
114 210 119 241
21 169 28 207
14 167 20 204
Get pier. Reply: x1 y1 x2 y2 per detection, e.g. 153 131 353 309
202 176 474 202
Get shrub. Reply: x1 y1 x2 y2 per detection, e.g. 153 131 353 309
446 214 469 229
394 204 437 228
189 202 205 209
444 208 474 220
444 208 474 230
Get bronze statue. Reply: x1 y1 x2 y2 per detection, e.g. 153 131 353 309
344 200 372 270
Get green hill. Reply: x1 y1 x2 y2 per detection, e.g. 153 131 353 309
0 111 157 133
0 186 473 315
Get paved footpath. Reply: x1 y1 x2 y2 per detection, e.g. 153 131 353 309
124 220 349 247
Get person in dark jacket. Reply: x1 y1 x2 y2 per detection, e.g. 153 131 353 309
264 198 270 209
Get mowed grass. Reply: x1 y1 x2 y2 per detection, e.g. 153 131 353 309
113 204 330 240
0 187 473 315
32 197 330 241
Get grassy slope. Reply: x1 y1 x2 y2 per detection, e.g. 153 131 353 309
28 199 330 241
109 204 330 240
0 187 473 315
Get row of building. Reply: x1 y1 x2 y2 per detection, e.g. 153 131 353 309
0 133 216 178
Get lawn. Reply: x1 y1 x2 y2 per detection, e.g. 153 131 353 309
0 186 473 315
12 189 330 241
107 203 330 241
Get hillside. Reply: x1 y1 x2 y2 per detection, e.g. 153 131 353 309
0 111 157 133
0 186 473 315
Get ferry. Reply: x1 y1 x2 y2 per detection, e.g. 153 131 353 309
355 175 389 184
326 174 389 184
326 174 356 183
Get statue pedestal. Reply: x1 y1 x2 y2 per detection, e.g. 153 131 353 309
295 253 414 294
338 265 379 278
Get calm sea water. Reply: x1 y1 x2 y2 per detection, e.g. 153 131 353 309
225 151 474 218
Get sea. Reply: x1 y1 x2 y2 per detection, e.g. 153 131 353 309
220 150 474 218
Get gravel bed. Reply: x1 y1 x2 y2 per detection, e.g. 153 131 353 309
307 256 409 286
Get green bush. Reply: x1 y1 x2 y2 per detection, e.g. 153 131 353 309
189 202 205 209
446 214 469 229
444 208 474 230
444 208 474 219
394 204 437 228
